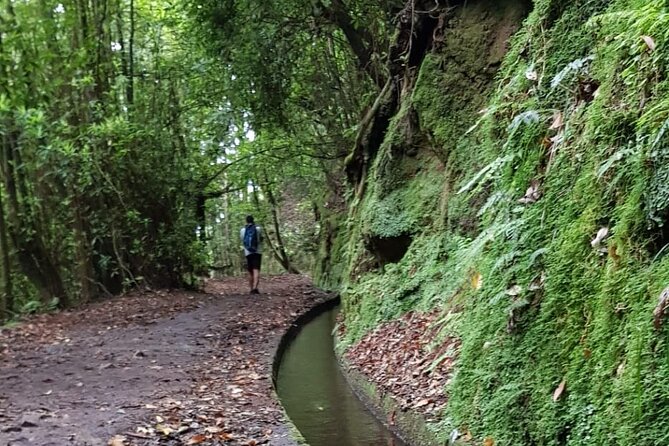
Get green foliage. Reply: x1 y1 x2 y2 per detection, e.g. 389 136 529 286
332 0 669 445
361 166 442 239
0 0 239 314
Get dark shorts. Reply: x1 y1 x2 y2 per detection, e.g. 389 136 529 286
246 253 262 272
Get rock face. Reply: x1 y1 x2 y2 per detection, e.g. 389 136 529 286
320 0 669 444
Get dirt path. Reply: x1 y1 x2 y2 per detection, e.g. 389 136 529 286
0 275 330 446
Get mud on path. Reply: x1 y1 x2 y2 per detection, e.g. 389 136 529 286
0 275 330 446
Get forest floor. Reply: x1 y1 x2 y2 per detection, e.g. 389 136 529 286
0 275 331 446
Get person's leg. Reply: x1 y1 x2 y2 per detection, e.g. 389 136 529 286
246 255 254 292
252 268 260 291
249 254 261 293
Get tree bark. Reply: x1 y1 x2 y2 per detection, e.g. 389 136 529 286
261 178 300 274
127 0 135 105
0 187 12 320
1 126 69 307
72 192 96 302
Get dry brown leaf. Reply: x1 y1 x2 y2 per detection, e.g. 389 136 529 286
414 398 430 408
653 286 669 329
541 136 552 149
608 243 621 263
641 35 656 51
218 432 235 441
549 110 564 130
553 378 566 402
483 437 495 446
187 434 207 445
519 179 541 204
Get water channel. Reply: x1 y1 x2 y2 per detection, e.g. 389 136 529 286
276 307 406 446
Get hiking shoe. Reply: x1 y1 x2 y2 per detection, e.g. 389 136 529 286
251 288 260 295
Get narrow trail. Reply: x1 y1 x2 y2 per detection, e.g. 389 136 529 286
0 276 330 446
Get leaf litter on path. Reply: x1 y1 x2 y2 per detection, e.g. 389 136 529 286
0 275 331 446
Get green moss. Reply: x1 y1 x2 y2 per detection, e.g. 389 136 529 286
322 1 669 444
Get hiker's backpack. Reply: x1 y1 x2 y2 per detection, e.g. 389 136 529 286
243 224 259 253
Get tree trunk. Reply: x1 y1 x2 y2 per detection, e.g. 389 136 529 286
127 0 135 105
1 126 69 307
0 188 12 320
261 178 300 274
72 192 96 302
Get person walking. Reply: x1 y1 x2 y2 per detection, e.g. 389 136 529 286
241 215 263 294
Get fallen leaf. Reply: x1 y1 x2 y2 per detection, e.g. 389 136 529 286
641 35 656 51
653 286 669 329
108 435 126 446
608 243 621 263
553 378 566 402
156 424 174 436
541 136 553 149
617 361 626 377
187 434 207 445
590 227 609 248
528 272 546 291
518 179 541 204
549 110 564 130
483 437 495 446
414 398 430 408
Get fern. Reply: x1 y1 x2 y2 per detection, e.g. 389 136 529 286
457 155 515 195
597 144 639 179
550 55 595 91
507 110 541 133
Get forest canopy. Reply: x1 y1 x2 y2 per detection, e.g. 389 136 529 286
0 0 399 319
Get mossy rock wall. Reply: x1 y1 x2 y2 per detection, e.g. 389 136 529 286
317 0 669 444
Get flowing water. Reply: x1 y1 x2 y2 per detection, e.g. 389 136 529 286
276 308 406 446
